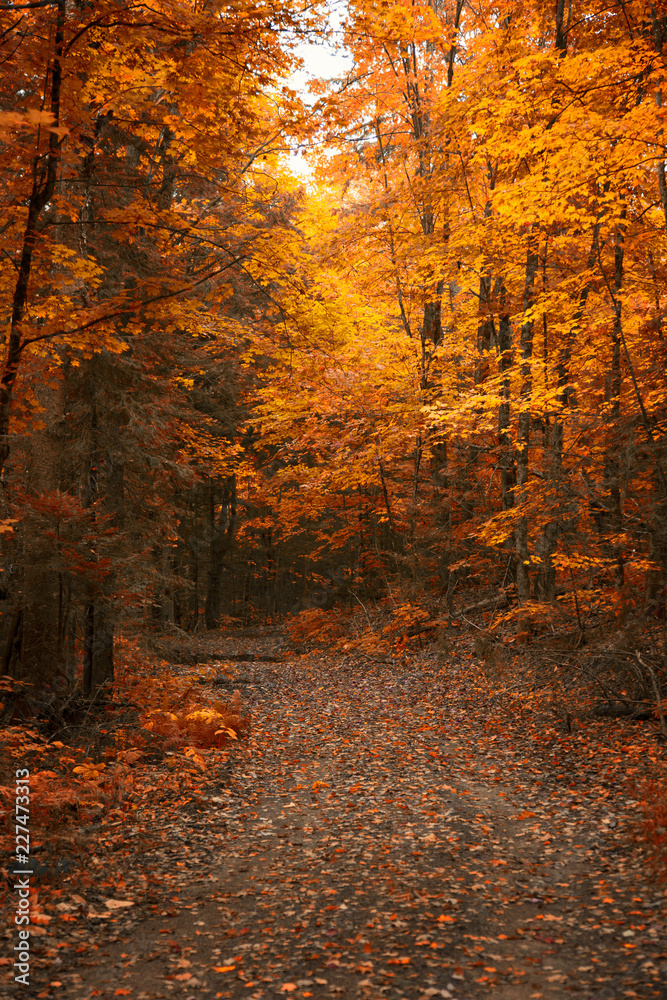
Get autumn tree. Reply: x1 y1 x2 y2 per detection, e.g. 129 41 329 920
247 0 667 711
0 0 319 703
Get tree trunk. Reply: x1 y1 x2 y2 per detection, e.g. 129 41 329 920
497 302 515 513
476 273 494 385
516 233 539 605
80 388 115 695
84 604 114 696
555 0 571 54
18 364 67 691
0 0 65 481
603 235 625 588
204 475 237 629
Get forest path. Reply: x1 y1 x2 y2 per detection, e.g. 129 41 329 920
57 635 665 1000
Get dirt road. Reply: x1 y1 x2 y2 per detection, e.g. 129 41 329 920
26 638 667 999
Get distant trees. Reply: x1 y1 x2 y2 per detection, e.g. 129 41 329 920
247 0 667 647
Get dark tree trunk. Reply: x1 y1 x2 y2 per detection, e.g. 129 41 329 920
204 475 237 629
497 295 515 513
80 390 115 695
555 0 571 54
516 233 539 605
0 0 65 480
83 603 113 696
603 235 625 588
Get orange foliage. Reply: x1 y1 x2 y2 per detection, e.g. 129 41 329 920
635 780 667 881
142 692 249 749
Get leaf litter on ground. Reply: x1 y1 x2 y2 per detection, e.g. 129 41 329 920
4 626 667 1000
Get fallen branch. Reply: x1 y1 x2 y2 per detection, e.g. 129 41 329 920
217 654 283 663
592 702 655 721
458 593 513 617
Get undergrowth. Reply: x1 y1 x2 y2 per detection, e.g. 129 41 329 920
633 780 667 882
0 636 250 887
285 599 442 655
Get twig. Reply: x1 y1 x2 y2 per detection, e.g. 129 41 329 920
349 589 373 629
574 660 625 703
637 651 667 738
569 567 584 635
460 614 486 632
489 555 514 629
